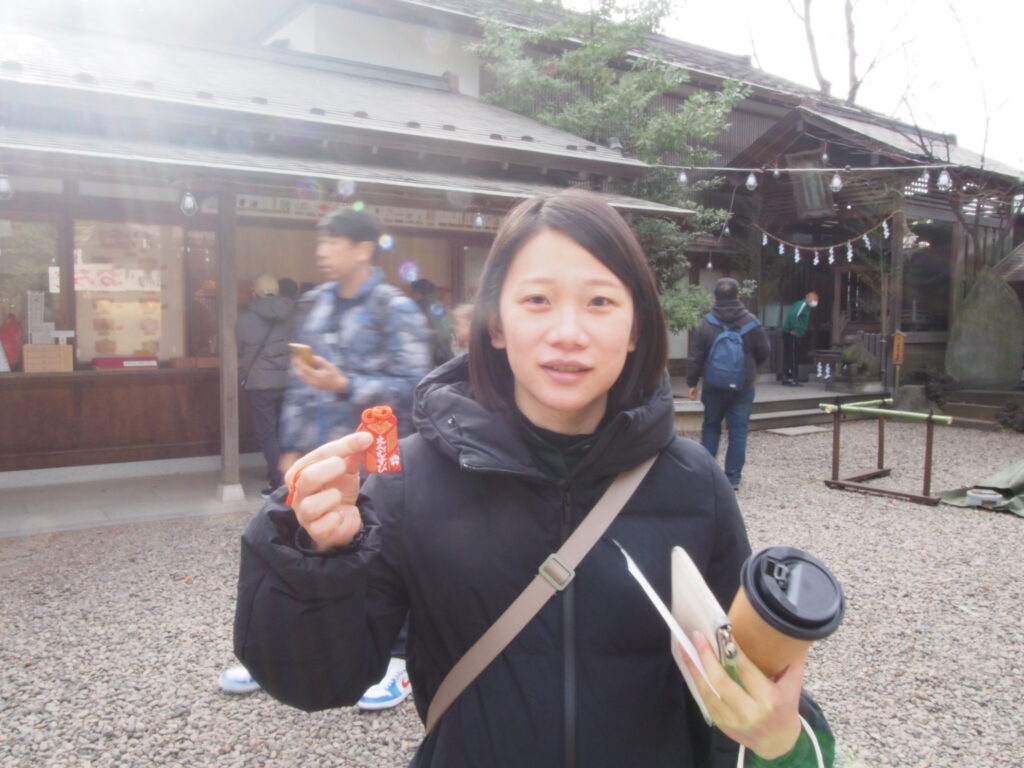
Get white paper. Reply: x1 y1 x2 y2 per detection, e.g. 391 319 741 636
612 540 720 698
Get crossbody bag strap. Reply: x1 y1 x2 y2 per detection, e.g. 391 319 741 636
424 453 659 734
240 320 278 388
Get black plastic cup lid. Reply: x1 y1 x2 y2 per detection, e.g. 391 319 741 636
740 546 845 640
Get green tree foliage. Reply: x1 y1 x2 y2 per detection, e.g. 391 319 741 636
471 0 748 331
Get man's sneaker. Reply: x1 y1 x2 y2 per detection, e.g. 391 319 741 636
259 486 277 500
358 657 411 711
218 665 261 695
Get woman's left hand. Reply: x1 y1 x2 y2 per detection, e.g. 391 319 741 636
681 631 805 761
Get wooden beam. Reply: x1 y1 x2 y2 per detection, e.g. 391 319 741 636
216 185 244 501
885 211 905 388
950 217 966 325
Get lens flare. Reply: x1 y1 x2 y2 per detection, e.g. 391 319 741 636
378 233 395 251
445 190 472 209
399 261 419 282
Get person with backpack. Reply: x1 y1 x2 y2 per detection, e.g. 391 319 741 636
219 206 431 708
687 278 770 490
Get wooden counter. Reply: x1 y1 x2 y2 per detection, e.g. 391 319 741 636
0 368 256 471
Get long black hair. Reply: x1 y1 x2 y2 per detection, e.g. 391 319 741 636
468 189 668 414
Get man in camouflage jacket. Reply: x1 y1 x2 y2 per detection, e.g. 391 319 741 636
279 207 431 469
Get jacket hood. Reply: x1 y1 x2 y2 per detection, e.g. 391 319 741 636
248 295 294 321
711 299 757 327
412 355 677 481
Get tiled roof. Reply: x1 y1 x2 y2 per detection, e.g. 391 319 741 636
0 126 690 217
409 0 822 98
803 107 1023 180
0 24 643 172
413 1 1022 177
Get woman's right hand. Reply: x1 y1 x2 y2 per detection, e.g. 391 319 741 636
283 431 374 552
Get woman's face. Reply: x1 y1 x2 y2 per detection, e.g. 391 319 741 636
490 228 636 434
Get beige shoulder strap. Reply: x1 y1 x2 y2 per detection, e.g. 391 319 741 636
424 454 658 733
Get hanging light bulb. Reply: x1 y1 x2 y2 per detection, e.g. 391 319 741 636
706 257 712 269
829 173 843 193
772 168 781 180
778 242 785 256
723 223 731 236
862 233 871 249
937 169 953 192
821 143 830 165
180 190 198 217
846 242 854 262
0 174 12 201
882 220 890 239
677 169 689 186
813 252 820 266
745 172 758 191
762 232 768 247
473 211 485 228
794 248 801 264
828 247 835 265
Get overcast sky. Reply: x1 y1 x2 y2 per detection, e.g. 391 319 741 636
653 0 1024 174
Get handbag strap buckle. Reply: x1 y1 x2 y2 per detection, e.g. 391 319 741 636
538 553 575 591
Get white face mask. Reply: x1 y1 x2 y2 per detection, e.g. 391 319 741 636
808 300 819 308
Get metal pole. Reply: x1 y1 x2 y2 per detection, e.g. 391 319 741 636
877 416 885 470
923 416 935 497
832 408 841 482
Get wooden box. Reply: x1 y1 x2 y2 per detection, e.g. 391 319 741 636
22 344 74 373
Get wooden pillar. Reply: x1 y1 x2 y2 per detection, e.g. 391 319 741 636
950 218 966 324
831 268 842 348
58 178 79 333
747 191 764 317
885 212 906 388
216 184 244 501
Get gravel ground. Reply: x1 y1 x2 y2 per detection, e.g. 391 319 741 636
1 420 1021 768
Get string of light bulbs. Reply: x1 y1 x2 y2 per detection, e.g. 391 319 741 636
658 164 957 194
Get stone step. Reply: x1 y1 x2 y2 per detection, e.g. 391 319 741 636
749 408 849 431
946 415 1002 432
940 402 1002 421
675 407 871 434
945 389 1024 407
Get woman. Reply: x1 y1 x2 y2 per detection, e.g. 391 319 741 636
234 190 824 767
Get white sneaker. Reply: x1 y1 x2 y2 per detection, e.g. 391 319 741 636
218 665 260 695
357 657 411 710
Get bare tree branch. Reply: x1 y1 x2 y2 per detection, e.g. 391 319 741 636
790 0 831 96
746 22 763 70
946 1 989 167
844 0 859 103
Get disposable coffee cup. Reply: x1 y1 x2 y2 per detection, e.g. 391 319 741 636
727 546 845 678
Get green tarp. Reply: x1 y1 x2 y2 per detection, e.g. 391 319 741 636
940 458 1024 517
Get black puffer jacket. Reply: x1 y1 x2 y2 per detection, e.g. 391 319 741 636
235 358 758 767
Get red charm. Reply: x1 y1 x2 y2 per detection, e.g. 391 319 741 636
358 405 402 474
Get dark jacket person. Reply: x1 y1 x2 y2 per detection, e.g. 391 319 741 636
687 278 770 489
236 274 294 493
232 191 828 768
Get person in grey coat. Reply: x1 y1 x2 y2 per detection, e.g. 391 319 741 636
236 274 295 497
